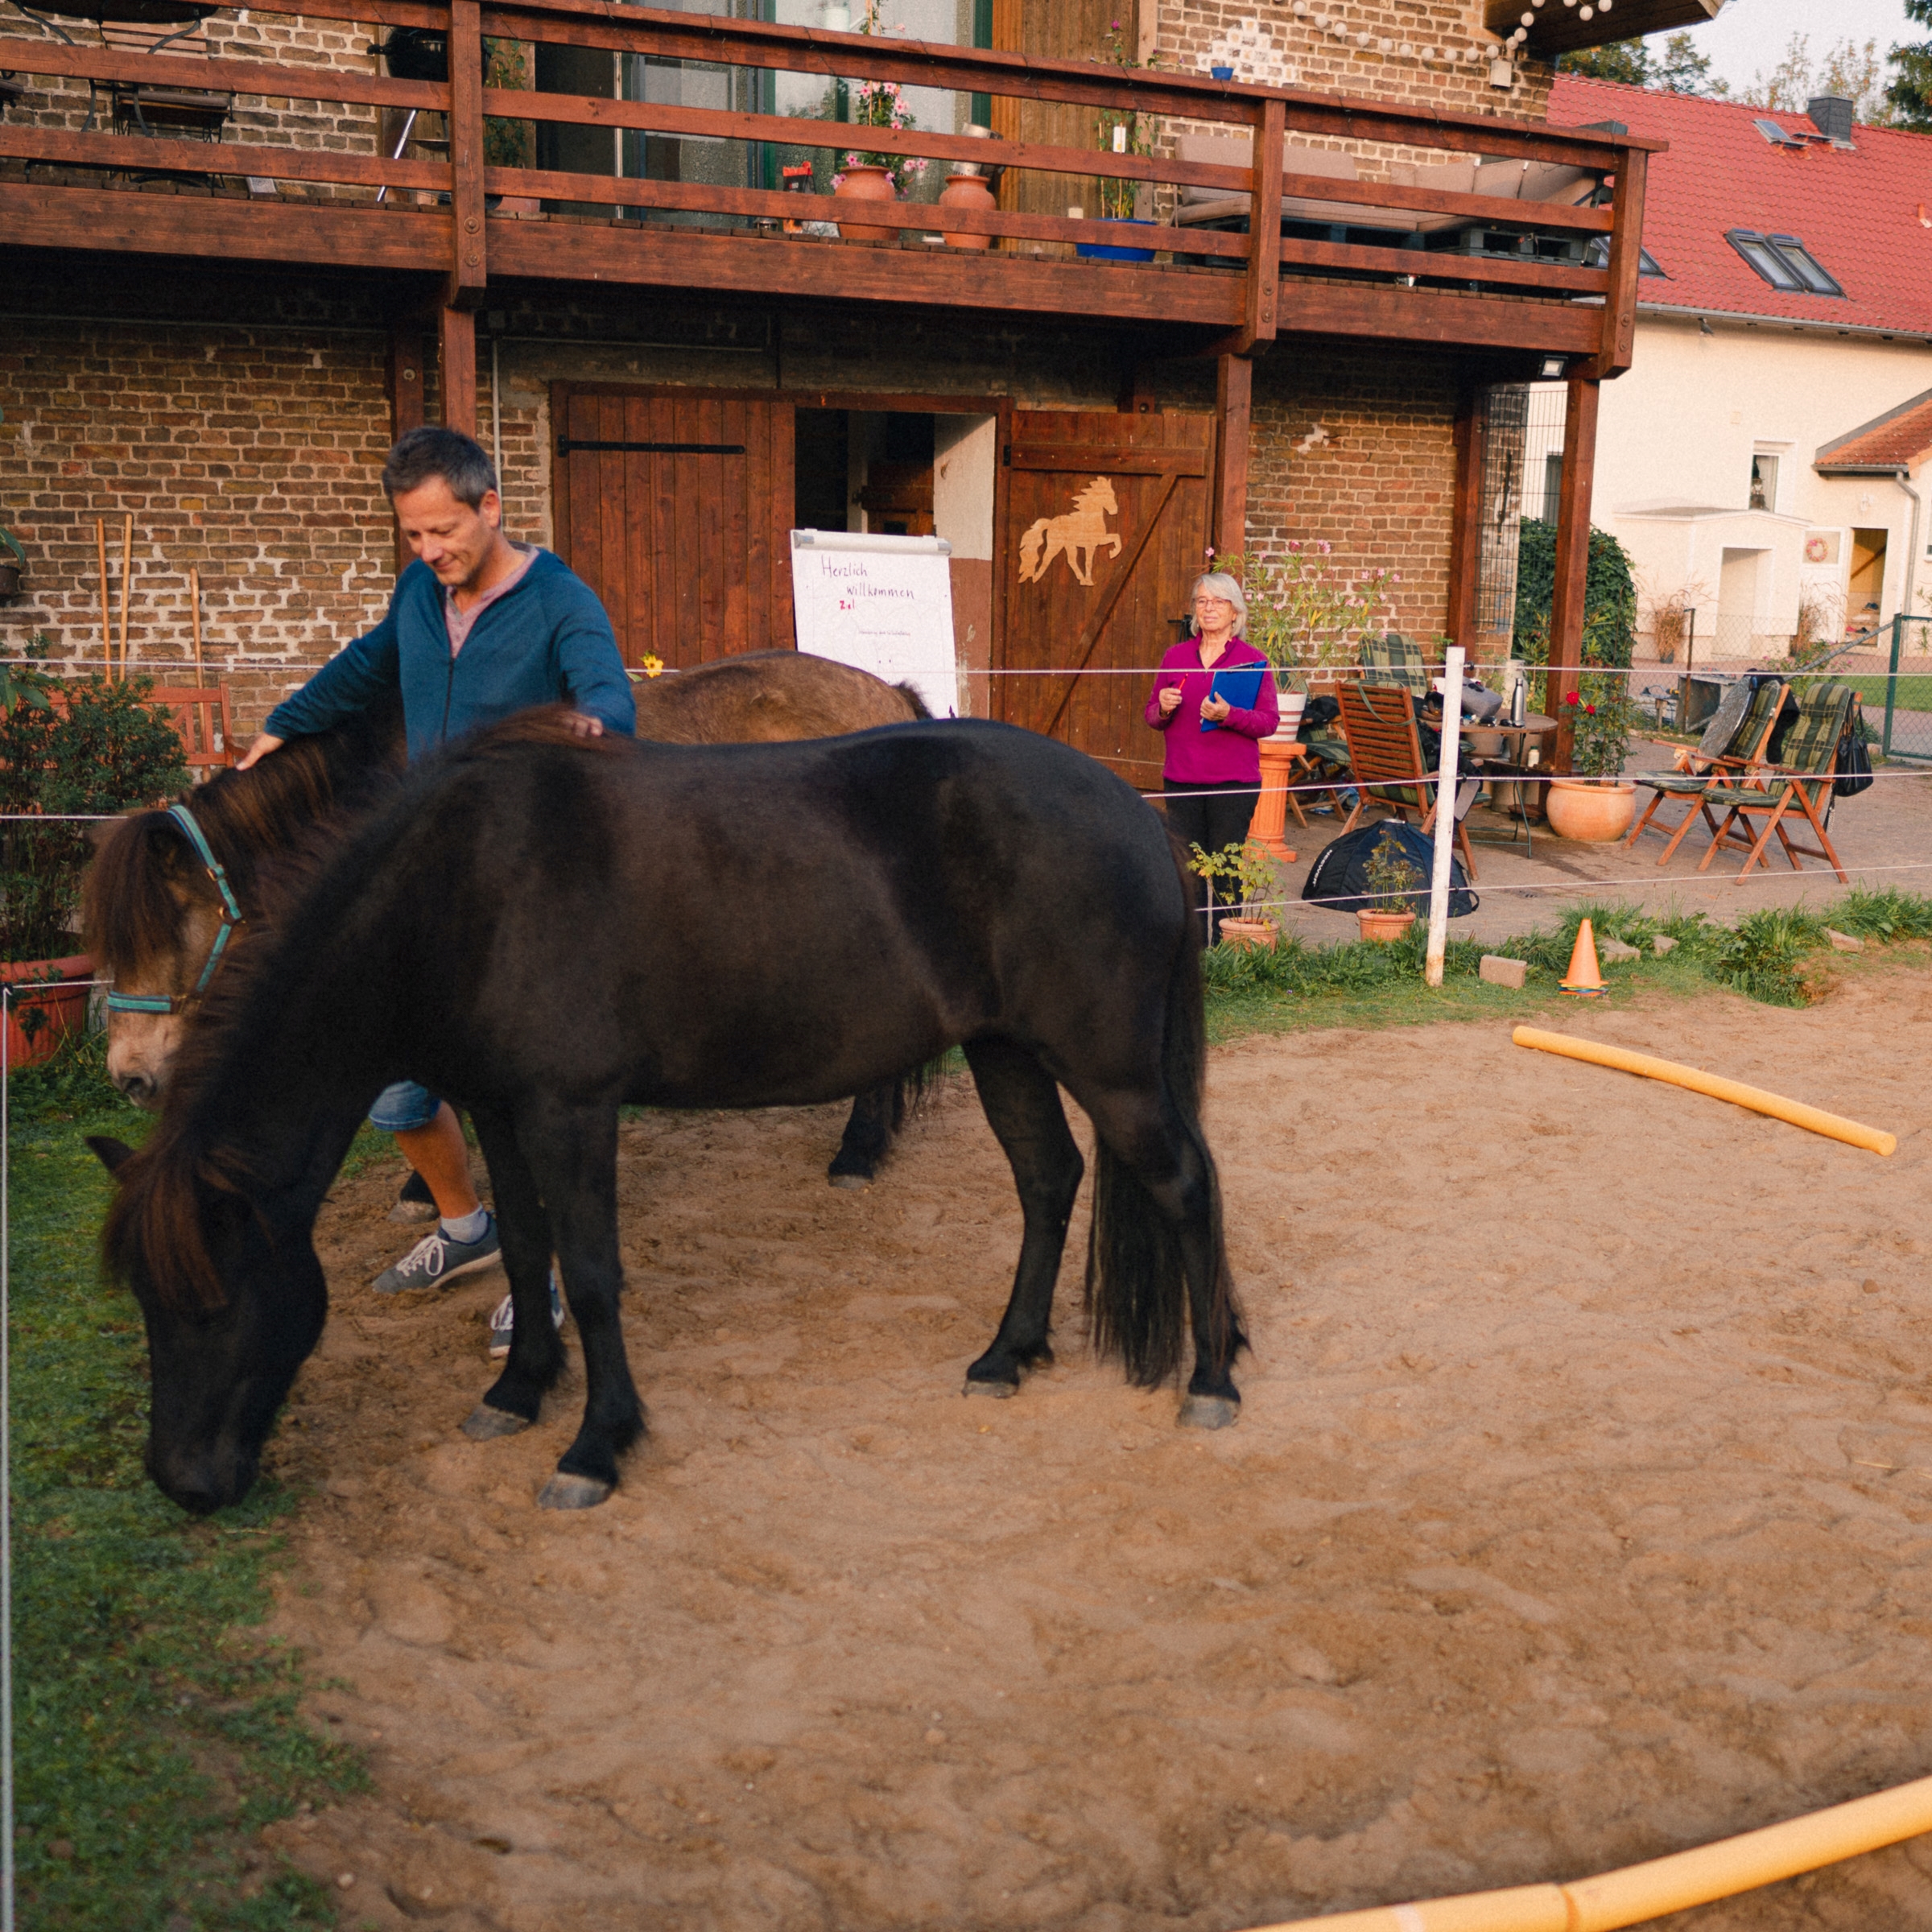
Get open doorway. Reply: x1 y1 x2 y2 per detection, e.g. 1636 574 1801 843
1850 526 1889 632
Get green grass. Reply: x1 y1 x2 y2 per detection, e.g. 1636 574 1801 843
9 1032 365 1931
1834 673 1932 719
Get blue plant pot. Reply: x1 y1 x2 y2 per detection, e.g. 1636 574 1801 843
1210 64 1235 80
1076 217 1156 263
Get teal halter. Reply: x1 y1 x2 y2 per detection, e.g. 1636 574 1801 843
105 803 246 1015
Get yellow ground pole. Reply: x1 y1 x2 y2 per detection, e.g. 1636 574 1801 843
1511 1026 1896 1157
1242 1770 1932 1931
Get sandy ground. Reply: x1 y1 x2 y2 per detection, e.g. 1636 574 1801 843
258 966 1932 1932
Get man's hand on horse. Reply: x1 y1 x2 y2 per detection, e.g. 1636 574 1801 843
236 733 285 770
562 712 605 739
1199 693 1232 723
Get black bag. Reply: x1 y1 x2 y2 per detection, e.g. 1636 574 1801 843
1301 820 1478 919
1835 712 1874 798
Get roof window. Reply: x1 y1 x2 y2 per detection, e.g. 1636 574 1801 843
1752 118 1802 148
1727 229 1844 297
1584 237 1666 278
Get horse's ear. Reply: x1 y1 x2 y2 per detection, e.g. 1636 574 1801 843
85 1135 136 1177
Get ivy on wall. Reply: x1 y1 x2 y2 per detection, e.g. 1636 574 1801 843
1512 518 1637 667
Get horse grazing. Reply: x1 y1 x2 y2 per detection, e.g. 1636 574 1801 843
1018 477 1121 588
83 652 929 1186
91 714 1245 1515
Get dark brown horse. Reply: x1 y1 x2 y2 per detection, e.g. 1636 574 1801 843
83 651 928 1184
91 713 1242 1515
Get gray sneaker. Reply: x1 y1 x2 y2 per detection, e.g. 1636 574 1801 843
488 1268 566 1358
372 1215 502 1294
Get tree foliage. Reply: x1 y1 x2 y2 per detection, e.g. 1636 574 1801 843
1743 31 1893 123
1889 0 1932 130
1557 31 1721 95
1511 519 1637 671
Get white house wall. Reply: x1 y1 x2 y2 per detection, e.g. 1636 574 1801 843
1587 313 1932 650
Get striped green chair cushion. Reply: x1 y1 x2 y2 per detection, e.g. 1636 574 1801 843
1359 633 1430 695
1705 684 1853 807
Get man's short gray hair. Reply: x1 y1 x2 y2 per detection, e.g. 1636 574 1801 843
382 425 499 506
1190 570 1249 635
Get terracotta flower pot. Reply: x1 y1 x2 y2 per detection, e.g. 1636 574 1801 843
2 953 92 1067
1545 778 1637 843
1217 918 1278 952
833 164 899 244
937 170 995 249
1356 908 1415 944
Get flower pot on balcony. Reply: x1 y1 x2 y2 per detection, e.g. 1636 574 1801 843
937 170 995 249
1544 778 1636 843
1076 217 1155 262
2 953 91 1067
833 164 899 243
1356 908 1415 945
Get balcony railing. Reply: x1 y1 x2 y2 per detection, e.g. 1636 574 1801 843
0 0 1660 365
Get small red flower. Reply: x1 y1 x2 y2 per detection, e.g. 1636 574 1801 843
1585 704 1598 716
1564 690 1582 707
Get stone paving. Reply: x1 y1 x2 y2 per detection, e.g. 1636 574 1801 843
1264 736 1932 948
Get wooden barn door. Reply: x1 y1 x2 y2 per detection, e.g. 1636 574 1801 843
550 383 795 669
999 411 1213 779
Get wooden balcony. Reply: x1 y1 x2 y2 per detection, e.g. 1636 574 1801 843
0 0 1660 373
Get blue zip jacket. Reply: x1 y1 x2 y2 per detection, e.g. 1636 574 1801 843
264 551 636 763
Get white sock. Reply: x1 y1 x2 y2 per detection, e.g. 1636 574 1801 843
440 1206 490 1245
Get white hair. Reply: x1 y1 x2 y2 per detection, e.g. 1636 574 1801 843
1190 571 1249 636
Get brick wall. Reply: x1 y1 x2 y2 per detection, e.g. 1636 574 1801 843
0 316 403 730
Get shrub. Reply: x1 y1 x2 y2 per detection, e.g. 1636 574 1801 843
1513 518 1637 670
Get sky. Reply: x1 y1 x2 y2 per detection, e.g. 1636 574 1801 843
1647 0 1916 95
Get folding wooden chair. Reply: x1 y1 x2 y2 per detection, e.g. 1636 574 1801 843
148 683 237 782
1358 631 1433 696
1696 682 1856 885
1335 681 1476 881
1624 675 1787 865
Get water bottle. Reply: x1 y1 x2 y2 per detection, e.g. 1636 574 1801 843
1509 666 1527 729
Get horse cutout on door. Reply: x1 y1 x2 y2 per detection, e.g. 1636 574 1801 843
1018 477 1121 587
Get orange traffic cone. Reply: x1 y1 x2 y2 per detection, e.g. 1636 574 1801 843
1561 917 1606 997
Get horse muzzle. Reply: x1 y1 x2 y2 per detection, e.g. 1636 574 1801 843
148 1439 258 1517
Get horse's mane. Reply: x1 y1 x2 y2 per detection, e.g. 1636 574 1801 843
81 689 404 977
101 708 625 1315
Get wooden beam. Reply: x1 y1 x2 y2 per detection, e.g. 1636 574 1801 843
440 306 478 438
1545 375 1600 774
1213 354 1251 557
1118 364 1158 415
0 125 447 195
2 38 448 111
448 0 489 307
1446 382 1485 654
1278 281 1603 356
1589 147 1649 381
1241 96 1285 354
388 325 426 573
0 181 449 270
1278 233 1609 295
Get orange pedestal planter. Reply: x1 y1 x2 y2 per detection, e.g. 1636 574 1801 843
937 171 995 248
833 164 899 243
1250 737 1301 862
2 953 92 1067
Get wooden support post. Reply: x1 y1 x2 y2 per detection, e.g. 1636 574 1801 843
386 324 427 572
1446 381 1485 654
1590 147 1648 382
1245 97 1284 351
1213 352 1252 559
1118 364 1158 415
1546 374 1600 774
440 304 478 439
447 0 488 309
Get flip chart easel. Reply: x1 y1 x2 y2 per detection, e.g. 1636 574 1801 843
788 530 958 719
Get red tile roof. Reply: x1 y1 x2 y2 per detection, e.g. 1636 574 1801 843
1549 74 1932 336
1815 390 1932 470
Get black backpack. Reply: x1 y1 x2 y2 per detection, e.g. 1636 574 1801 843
1302 820 1478 919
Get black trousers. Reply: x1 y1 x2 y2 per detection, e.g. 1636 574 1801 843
1162 780 1261 936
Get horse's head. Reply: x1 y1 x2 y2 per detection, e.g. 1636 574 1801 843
1078 476 1120 517
89 1129 329 1515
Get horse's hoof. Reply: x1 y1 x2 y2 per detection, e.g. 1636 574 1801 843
538 1472 613 1510
1177 1393 1240 1431
827 1171 870 1191
461 1404 530 1440
963 1375 1017 1400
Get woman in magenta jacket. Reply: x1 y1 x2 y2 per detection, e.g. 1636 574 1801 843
1145 571 1280 939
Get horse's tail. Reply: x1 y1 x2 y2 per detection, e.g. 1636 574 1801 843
1018 518 1049 581
1085 842 1242 1386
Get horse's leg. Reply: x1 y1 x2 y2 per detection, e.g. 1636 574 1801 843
960 1038 1084 1397
460 1104 568 1439
1081 1088 1245 1430
827 1083 897 1187
516 1097 645 1509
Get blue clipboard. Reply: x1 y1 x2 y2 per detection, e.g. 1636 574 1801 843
1198 663 1265 731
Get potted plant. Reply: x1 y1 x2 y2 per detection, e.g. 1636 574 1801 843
1079 20 1158 262
1213 543 1401 698
1356 827 1422 942
1191 839 1280 950
0 648 188 1063
1546 677 1639 842
829 3 924 243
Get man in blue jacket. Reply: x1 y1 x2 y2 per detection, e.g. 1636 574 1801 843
241 425 635 1348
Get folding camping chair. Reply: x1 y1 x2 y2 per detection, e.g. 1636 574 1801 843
1695 682 1857 884
1624 675 1788 865
1334 681 1477 881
